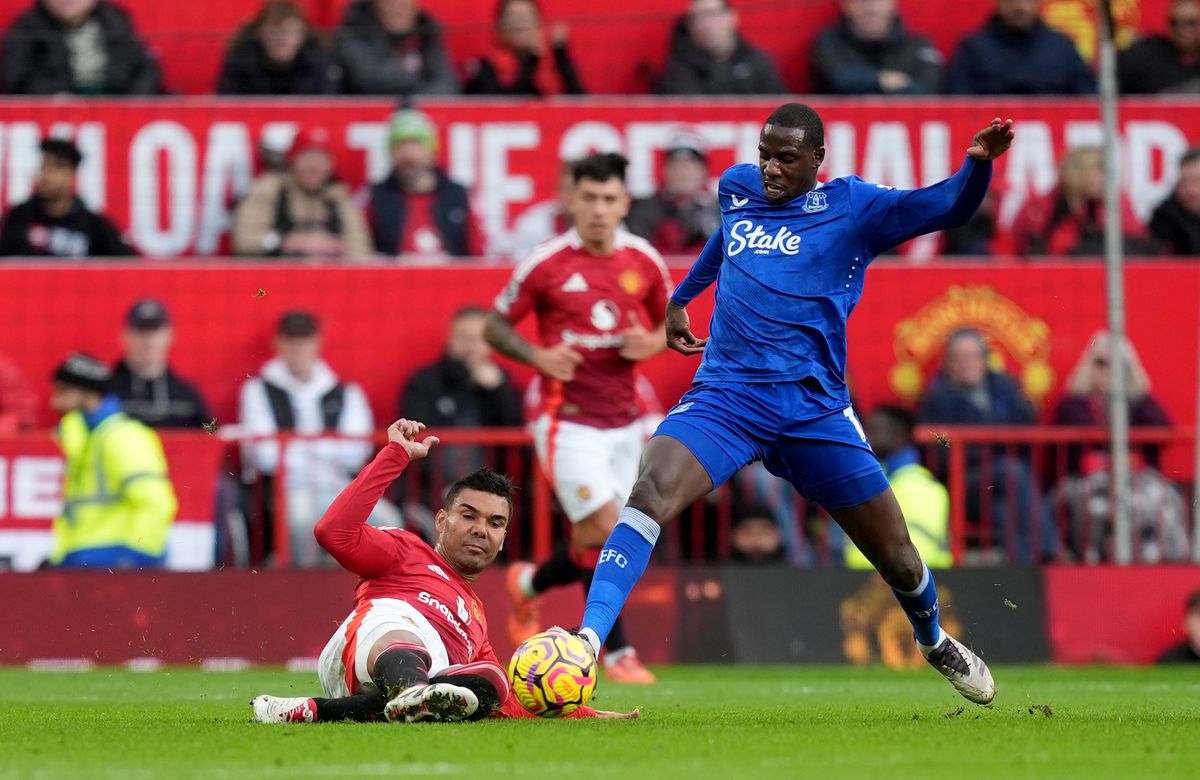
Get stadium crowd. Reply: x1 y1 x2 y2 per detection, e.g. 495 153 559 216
2 1 1200 260
0 0 1195 574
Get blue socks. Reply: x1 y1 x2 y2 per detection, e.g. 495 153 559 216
892 563 944 648
580 507 661 655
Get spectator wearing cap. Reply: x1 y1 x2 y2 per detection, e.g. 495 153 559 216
945 0 1096 95
109 299 212 429
366 110 480 258
464 0 585 96
48 352 177 568
217 0 340 96
656 0 787 95
1120 0 1200 94
332 0 458 96
1149 147 1200 255
0 139 133 257
232 127 373 260
625 135 720 255
238 311 376 567
1 0 163 95
810 0 942 95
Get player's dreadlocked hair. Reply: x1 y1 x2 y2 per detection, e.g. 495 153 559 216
572 152 628 185
444 469 517 518
765 103 825 148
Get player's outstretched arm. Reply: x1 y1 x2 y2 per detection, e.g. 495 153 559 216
859 118 1015 255
313 419 438 576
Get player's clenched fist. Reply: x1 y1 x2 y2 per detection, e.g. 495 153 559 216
387 419 440 459
532 342 584 381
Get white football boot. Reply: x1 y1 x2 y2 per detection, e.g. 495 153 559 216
383 683 479 723
251 695 317 723
920 631 995 705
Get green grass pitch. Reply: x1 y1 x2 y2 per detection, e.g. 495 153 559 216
0 665 1196 780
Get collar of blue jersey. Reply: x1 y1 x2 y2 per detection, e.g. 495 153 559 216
881 445 921 477
83 395 123 430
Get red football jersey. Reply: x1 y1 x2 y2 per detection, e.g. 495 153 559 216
314 444 495 667
493 228 673 429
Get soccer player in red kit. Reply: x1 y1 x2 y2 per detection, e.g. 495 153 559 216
484 153 672 684
251 419 637 723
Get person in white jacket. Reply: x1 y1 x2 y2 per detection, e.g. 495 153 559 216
239 310 376 567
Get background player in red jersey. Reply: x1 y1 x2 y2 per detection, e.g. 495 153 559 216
484 153 672 684
251 418 637 723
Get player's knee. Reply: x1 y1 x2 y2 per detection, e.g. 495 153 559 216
880 547 924 591
627 477 674 526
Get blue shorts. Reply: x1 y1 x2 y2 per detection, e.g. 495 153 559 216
654 381 889 511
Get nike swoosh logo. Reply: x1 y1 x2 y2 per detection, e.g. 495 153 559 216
731 195 748 208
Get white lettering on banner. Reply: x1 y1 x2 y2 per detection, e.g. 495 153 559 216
726 219 801 256
417 591 474 656
130 121 196 257
996 121 1057 229
559 121 623 165
479 123 539 256
1127 121 1188 221
346 122 388 184
14 458 63 517
0 457 63 518
1064 120 1103 150
863 122 915 189
447 122 477 191
195 123 254 255
824 121 856 180
3 122 41 207
920 122 950 186
598 549 628 568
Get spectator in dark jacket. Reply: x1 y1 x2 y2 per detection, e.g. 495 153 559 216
917 328 1039 563
464 0 585 96
625 134 720 254
1120 0 1200 94
656 0 786 95
1150 146 1200 254
0 139 133 257
110 299 213 429
945 0 1095 95
332 0 458 96
810 0 942 95
367 110 479 258
1 0 162 95
216 0 339 96
400 306 522 432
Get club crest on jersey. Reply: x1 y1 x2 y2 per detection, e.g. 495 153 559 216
802 191 828 213
727 219 801 257
618 269 644 296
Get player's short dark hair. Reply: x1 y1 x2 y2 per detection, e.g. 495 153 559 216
444 469 517 519
572 152 628 186
764 103 825 149
1186 589 1200 614
1181 146 1200 167
40 138 83 168
732 503 777 527
495 0 541 21
871 404 916 440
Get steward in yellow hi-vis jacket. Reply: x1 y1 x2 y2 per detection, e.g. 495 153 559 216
845 406 952 570
48 353 178 568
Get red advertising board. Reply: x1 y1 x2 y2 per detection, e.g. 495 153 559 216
0 99 1196 257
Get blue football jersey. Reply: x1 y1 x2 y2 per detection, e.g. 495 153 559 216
675 158 990 416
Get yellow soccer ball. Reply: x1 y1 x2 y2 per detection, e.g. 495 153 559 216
508 629 597 717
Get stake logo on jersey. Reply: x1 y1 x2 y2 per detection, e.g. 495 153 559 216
727 220 801 257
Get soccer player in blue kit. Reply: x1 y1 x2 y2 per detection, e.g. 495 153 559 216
576 104 1015 705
